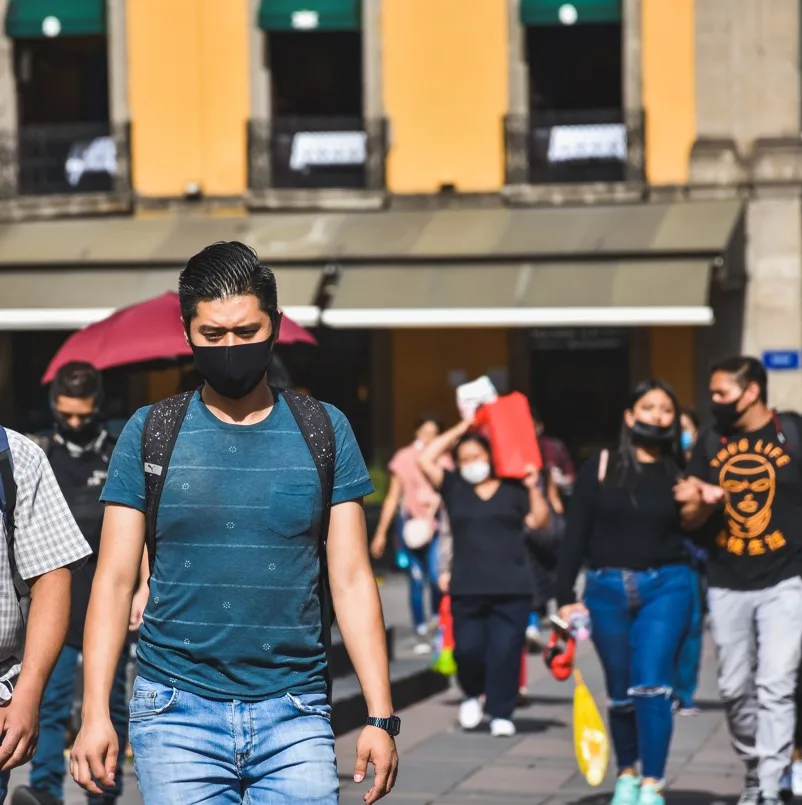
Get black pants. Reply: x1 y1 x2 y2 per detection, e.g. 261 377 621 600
451 594 531 720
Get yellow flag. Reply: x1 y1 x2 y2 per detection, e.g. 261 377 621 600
573 669 609 786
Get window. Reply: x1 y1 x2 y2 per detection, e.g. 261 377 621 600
519 1 630 184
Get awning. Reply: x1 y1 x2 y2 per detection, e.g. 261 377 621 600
0 266 322 330
5 0 106 38
257 0 360 31
520 0 621 26
0 199 744 265
320 260 714 328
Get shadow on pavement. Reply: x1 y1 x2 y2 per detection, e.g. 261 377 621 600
563 792 736 805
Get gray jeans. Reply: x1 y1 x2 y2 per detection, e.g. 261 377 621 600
708 576 802 798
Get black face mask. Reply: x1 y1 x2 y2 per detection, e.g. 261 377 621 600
54 413 101 447
711 395 745 433
192 340 273 400
630 420 674 448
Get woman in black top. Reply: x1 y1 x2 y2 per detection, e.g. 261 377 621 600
557 380 694 805
419 419 549 738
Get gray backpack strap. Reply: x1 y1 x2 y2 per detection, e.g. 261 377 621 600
279 389 336 701
142 392 195 575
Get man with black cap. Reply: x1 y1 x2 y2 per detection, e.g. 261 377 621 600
13 362 148 805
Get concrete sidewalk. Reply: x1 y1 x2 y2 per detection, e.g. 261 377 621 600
335 631 743 805
10 576 747 804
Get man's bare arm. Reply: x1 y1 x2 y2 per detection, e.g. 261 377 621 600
0 568 71 770
328 500 392 716
83 504 145 718
327 500 398 804
16 569 71 700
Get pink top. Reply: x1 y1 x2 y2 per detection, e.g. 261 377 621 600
389 444 452 522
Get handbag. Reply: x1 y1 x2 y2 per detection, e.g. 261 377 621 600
402 517 436 550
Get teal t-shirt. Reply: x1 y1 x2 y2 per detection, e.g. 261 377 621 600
100 391 373 701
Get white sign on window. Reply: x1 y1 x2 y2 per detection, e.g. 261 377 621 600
547 123 627 163
65 136 117 187
292 10 320 29
289 131 367 171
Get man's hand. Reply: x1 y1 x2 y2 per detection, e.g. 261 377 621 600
673 477 702 505
354 726 399 804
0 686 40 771
558 602 588 624
69 716 119 796
128 584 149 631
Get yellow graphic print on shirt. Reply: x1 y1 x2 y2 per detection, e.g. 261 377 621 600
711 437 791 556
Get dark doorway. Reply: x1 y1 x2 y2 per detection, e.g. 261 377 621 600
529 328 631 466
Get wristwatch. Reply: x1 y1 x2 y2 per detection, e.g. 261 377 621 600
366 715 401 737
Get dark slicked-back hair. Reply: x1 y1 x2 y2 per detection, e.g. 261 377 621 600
178 241 279 332
710 355 768 403
52 361 103 402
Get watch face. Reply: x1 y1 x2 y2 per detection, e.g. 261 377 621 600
388 716 401 736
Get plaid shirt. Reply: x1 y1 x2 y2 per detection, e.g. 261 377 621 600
0 430 91 699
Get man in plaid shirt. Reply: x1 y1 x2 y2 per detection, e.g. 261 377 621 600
0 429 91 803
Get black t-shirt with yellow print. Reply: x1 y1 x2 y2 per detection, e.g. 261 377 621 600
687 414 802 591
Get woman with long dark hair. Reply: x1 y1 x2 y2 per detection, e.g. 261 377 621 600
419 420 549 737
557 380 695 805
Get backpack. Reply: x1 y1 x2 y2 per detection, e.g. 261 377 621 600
0 428 33 612
140 388 337 698
703 411 802 460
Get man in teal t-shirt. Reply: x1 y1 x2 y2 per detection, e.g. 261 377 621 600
69 242 399 805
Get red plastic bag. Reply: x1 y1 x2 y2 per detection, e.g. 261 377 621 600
474 392 543 479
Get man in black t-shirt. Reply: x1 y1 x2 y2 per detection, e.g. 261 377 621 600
676 356 802 805
13 364 148 805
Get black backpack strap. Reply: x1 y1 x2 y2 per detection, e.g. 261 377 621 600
141 392 195 575
777 412 802 458
0 429 28 603
280 389 336 700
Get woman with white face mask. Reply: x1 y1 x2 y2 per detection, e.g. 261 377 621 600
418 419 549 737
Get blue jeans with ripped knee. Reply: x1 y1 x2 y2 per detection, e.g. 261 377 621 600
584 564 693 781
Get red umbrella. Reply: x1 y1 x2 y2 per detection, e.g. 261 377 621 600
42 291 316 384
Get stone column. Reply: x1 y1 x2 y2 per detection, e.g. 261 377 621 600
622 0 644 181
248 0 271 190
0 0 18 197
691 0 801 184
505 0 529 185
107 0 130 192
742 197 802 409
363 0 384 189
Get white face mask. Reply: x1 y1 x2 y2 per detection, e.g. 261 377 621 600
460 460 491 486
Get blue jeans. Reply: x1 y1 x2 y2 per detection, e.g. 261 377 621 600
675 569 704 708
29 645 129 802
128 676 338 804
408 539 441 630
398 513 441 629
584 564 693 781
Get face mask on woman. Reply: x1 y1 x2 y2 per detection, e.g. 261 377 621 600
630 420 674 448
460 460 491 486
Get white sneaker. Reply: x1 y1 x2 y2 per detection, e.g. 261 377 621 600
458 697 484 730
412 641 431 655
415 624 429 637
792 761 802 797
490 718 516 737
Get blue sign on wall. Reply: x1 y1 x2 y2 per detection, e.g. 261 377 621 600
762 350 801 371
